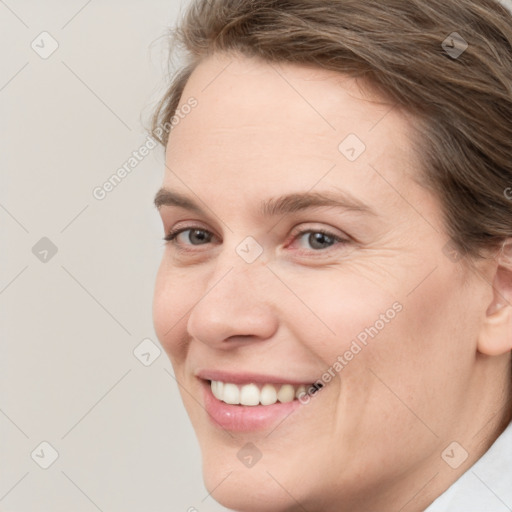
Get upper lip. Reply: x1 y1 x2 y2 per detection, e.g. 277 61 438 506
196 369 318 386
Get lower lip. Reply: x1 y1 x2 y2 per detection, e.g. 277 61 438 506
202 380 303 432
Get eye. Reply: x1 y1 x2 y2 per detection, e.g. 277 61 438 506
163 225 349 253
291 228 348 252
164 227 214 246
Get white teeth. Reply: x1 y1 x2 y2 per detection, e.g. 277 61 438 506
295 385 306 399
240 383 260 406
277 384 295 403
260 384 277 405
222 383 240 405
209 380 318 406
211 380 224 400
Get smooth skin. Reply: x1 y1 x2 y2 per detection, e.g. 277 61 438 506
153 52 512 512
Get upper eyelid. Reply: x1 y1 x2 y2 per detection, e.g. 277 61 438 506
165 225 217 240
165 223 342 236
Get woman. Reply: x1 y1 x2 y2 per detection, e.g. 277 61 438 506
151 1 512 510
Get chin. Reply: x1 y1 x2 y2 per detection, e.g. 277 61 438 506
201 461 306 512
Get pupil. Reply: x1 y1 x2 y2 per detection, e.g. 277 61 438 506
310 232 332 249
190 230 208 245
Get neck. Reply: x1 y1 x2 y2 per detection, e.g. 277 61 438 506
401 356 512 512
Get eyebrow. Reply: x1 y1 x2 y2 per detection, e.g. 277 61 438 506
153 188 377 217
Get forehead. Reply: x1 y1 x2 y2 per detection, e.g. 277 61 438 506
168 52 402 150
163 52 424 215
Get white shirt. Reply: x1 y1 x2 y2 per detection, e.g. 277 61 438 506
425 421 512 511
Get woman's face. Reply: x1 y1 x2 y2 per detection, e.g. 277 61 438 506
153 53 491 511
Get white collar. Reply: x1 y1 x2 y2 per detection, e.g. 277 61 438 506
425 421 512 511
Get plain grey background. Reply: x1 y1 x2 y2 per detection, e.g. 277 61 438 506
2 1 511 511
1 1 229 511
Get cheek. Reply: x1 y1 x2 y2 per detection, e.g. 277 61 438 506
152 258 203 358
284 267 400 361
290 263 471 422
345 263 477 436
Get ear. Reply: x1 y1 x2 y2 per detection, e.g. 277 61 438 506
478 240 512 356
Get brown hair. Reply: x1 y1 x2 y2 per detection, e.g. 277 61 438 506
151 0 512 262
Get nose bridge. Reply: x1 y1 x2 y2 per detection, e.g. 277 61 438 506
186 248 278 345
205 250 272 311
211 238 268 291
213 230 274 297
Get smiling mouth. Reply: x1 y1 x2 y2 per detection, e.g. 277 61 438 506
209 380 324 406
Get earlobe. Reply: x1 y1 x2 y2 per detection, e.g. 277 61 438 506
477 240 512 356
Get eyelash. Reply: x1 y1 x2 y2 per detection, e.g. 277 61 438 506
163 225 349 254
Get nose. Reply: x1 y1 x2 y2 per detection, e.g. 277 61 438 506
187 261 279 348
